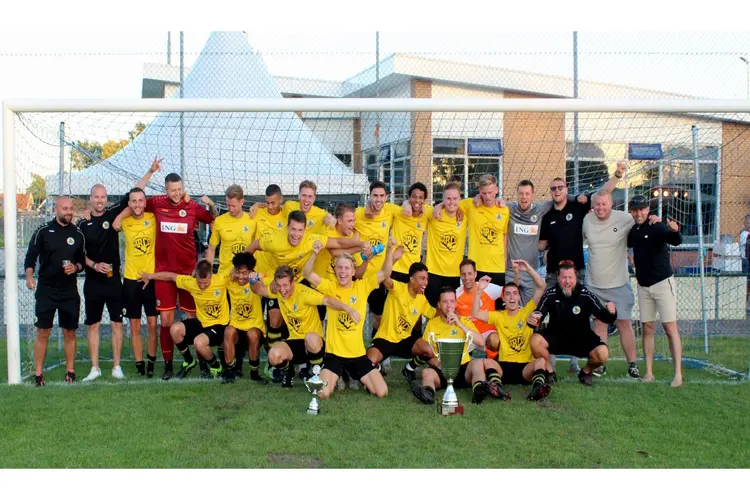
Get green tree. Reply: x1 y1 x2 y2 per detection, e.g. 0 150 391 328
101 139 129 160
27 174 46 207
71 140 103 171
128 122 147 141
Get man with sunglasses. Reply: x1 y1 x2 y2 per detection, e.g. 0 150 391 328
538 162 625 376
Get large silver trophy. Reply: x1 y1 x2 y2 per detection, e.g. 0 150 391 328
428 332 472 416
304 365 328 415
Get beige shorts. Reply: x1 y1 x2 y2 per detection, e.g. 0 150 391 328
637 276 677 323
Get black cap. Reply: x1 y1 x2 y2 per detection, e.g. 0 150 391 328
629 195 649 210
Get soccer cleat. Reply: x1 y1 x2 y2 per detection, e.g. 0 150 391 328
111 366 125 380
209 365 224 378
578 369 593 386
34 374 45 387
348 379 361 390
298 366 311 380
471 382 490 404
592 365 607 377
486 381 511 401
221 369 235 384
64 371 76 383
336 377 346 391
271 367 283 384
402 366 416 384
162 368 173 381
628 363 641 379
176 359 197 379
82 367 101 382
135 362 146 376
233 364 244 378
250 371 269 385
546 371 557 385
410 380 433 404
281 366 294 388
527 382 551 401
381 357 392 375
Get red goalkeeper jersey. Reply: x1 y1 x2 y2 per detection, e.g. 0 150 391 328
146 195 213 274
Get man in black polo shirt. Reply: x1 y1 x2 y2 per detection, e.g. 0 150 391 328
78 184 129 382
537 162 624 374
627 195 683 387
25 197 86 386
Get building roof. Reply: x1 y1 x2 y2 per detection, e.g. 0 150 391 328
0 193 35 211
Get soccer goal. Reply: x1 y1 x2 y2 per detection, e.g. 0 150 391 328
4 98 750 384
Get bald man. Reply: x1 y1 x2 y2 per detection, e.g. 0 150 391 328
25 197 86 386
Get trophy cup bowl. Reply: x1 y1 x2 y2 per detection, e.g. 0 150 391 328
428 332 472 416
304 365 328 415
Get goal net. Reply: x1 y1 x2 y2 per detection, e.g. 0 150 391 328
3 100 750 383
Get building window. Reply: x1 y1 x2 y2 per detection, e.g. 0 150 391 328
432 138 503 201
334 153 352 167
364 141 411 203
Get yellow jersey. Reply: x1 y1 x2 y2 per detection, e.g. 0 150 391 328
423 315 475 366
375 280 435 343
315 275 379 358
392 205 433 274
209 212 256 276
176 274 229 327
227 279 265 332
266 280 324 340
121 213 156 280
354 203 399 277
459 198 510 273
313 226 358 279
259 230 328 282
283 201 329 235
487 300 537 363
425 213 467 277
251 207 286 276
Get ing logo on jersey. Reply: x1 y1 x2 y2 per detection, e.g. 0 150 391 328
66 237 75 246
102 221 110 230
204 302 222 319
236 302 253 319
288 316 302 334
508 335 525 352
403 232 419 253
480 223 498 244
134 234 152 255
440 232 457 252
397 315 412 333
338 311 355 330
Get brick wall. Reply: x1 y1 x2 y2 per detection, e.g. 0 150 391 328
352 118 362 174
410 79 433 199
720 122 750 240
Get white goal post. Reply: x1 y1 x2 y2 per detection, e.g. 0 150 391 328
4 97 750 385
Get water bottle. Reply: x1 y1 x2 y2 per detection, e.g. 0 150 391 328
249 273 265 285
361 243 384 261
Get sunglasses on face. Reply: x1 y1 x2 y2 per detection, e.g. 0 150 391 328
550 186 567 192
559 260 574 266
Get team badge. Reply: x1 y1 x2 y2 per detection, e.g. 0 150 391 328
411 307 418 316
213 289 221 297
268 300 275 306
292 303 298 312
102 221 110 230
572 306 581 315
307 220 314 228
122 308 127 316
276 221 283 229
517 321 524 329
495 213 503 220
144 220 150 227
613 228 618 232
531 215 538 222
66 237 74 245
416 222 422 230
179 209 187 217
565 213 573 221
156 299 161 306
456 222 462 228
350 296 357 304
243 225 249 233
243 287 250 295
380 221 387 229
450 328 458 337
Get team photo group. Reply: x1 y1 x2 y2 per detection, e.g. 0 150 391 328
24 155 685 406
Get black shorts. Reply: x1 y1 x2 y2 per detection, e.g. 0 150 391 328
425 273 461 307
233 328 249 351
499 361 531 385
122 278 157 319
83 275 123 325
541 329 607 359
317 304 327 322
391 270 410 284
262 296 280 312
367 283 388 316
286 338 319 365
371 336 418 361
434 362 470 389
477 271 505 309
182 318 225 347
322 353 376 380
35 285 80 330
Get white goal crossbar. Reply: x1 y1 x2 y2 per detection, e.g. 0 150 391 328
5 97 750 384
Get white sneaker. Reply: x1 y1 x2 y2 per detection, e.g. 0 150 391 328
381 357 392 375
112 365 125 380
82 367 102 382
336 377 346 391
348 379 361 390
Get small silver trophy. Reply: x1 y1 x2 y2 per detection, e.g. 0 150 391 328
304 365 327 415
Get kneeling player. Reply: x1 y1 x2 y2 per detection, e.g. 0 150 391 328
528 262 616 387
140 260 227 379
303 240 397 400
222 252 267 384
411 287 507 405
471 261 551 401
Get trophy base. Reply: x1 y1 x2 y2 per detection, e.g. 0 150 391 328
307 407 320 415
437 402 464 416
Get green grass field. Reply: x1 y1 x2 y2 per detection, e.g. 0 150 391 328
0 354 748 468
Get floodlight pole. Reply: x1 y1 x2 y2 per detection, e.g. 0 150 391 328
692 125 709 354
179 31 185 180
167 32 172 65
573 31 580 193
375 32 383 188
740 56 749 100
3 103 21 384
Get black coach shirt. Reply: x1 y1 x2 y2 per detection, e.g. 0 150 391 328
533 284 616 334
24 219 86 288
627 221 682 287
539 195 591 274
77 197 128 277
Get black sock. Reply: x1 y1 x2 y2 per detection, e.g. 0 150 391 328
165 360 173 372
472 381 483 392
306 348 324 368
218 347 225 368
199 359 208 370
485 368 502 385
532 369 546 386
235 344 246 365
147 355 156 373
249 358 260 373
372 328 378 340
275 360 290 372
266 325 283 345
424 386 435 396
628 362 636 368
135 361 145 375
207 356 221 369
176 341 194 364
411 355 430 370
